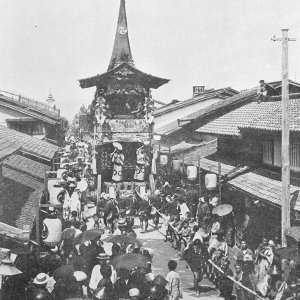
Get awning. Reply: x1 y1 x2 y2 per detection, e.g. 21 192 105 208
184 152 300 211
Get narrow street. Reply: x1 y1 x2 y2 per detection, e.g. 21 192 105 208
135 218 223 300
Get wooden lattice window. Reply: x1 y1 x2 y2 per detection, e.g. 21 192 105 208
290 138 300 169
263 138 274 165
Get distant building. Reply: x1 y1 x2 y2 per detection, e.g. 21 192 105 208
0 90 62 141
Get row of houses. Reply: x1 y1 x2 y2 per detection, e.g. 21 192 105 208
155 80 300 248
0 125 59 248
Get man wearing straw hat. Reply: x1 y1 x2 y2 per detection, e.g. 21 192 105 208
89 253 117 297
27 273 53 299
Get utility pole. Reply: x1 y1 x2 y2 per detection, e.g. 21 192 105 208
272 29 296 246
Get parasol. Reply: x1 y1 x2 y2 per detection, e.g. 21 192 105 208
103 235 142 247
212 204 233 216
61 228 76 240
141 247 154 259
285 227 300 243
74 229 104 245
111 253 148 270
77 179 88 192
39 254 64 274
276 247 300 263
53 265 74 281
113 142 122 151
153 274 168 286
0 258 22 276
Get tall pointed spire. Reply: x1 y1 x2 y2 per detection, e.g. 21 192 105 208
108 0 134 70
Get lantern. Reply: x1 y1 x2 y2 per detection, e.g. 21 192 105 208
159 154 168 166
187 166 197 180
48 180 64 206
42 216 62 247
205 173 217 190
172 159 182 171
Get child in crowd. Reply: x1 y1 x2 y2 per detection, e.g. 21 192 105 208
165 260 183 300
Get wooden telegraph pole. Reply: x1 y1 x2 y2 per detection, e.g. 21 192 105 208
272 29 296 246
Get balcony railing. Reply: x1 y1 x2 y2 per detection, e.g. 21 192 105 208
0 90 60 118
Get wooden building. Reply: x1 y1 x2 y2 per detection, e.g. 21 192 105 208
0 90 62 141
178 85 300 248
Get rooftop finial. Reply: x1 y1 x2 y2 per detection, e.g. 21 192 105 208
46 90 55 105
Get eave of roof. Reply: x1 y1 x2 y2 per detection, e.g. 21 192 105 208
2 154 50 181
180 88 257 123
0 126 58 160
155 88 257 136
153 87 239 117
0 95 61 125
2 166 44 190
184 151 300 211
79 62 170 89
195 95 300 137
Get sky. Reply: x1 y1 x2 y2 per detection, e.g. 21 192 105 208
1 0 300 120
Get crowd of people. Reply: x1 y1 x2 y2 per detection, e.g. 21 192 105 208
1 138 300 300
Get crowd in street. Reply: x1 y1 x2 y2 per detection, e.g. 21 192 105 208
1 138 300 300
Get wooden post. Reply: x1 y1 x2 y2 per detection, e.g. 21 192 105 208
97 174 102 201
281 29 290 247
198 156 202 196
35 196 40 259
272 29 296 246
218 162 222 203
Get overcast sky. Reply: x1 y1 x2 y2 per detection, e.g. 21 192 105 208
1 0 300 120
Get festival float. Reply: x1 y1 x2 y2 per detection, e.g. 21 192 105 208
79 0 170 199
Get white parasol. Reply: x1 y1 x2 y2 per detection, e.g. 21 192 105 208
113 142 123 151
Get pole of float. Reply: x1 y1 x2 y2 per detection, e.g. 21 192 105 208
272 29 296 246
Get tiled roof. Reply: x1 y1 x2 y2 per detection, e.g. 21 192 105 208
196 97 300 136
196 100 271 136
169 141 207 154
179 140 218 163
0 176 40 231
15 190 42 231
0 140 20 160
0 222 28 244
184 152 300 211
2 167 44 190
230 172 300 211
180 88 257 123
154 87 238 117
0 126 58 160
240 98 300 132
2 154 50 180
155 120 180 136
155 89 257 136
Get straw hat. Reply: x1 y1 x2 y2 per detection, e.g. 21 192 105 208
33 273 50 285
73 271 87 282
117 218 127 227
144 272 155 282
97 253 110 260
129 288 140 297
